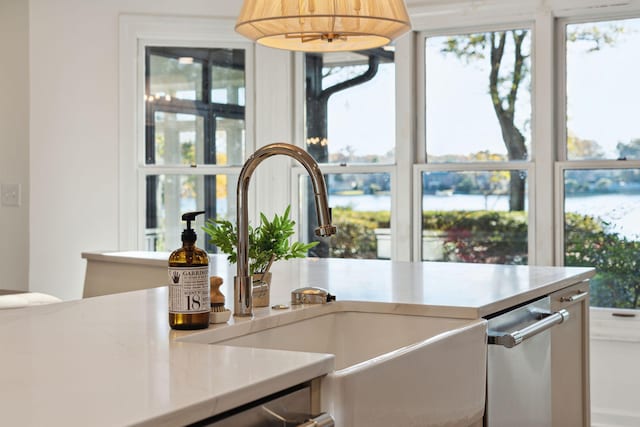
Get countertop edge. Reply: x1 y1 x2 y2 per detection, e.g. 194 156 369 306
476 269 596 318
134 351 335 427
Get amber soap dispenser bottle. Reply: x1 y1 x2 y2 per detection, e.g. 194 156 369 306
168 211 210 330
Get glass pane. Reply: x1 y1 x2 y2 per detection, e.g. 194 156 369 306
149 54 202 101
300 173 391 259
421 170 528 264
304 51 395 164
425 30 532 162
145 174 237 252
151 112 204 166
566 18 640 160
211 66 245 106
563 169 640 308
215 117 245 166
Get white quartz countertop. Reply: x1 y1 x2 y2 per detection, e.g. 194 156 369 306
83 252 596 318
1 256 594 426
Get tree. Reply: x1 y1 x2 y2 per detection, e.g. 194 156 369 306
441 25 623 211
565 212 640 309
443 30 530 211
617 138 640 160
305 49 393 162
567 132 606 159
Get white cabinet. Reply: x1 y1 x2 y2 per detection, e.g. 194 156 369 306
550 281 590 427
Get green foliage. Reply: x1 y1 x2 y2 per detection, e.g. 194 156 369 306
566 23 625 52
328 208 529 263
329 208 390 258
202 217 238 263
204 205 640 308
442 34 490 62
567 132 605 160
617 138 640 160
565 212 640 309
203 205 318 275
423 210 528 264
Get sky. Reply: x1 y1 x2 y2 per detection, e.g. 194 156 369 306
327 63 396 160
567 19 640 157
325 18 640 160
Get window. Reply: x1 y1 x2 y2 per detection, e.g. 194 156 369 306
144 47 246 251
419 27 533 264
561 17 640 309
301 50 396 259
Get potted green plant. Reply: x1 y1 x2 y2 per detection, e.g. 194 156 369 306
203 205 318 305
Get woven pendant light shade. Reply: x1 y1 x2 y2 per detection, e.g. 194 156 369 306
236 0 411 52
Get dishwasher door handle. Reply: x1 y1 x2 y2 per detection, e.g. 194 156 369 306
488 309 570 348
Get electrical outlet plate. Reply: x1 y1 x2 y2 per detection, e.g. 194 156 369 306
1 184 21 207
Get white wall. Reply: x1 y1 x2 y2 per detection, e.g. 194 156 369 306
0 0 30 292
590 309 640 426
29 0 241 300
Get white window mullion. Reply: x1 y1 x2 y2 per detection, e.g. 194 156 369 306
532 10 556 266
414 33 427 261
253 45 295 221
554 16 570 266
412 165 424 260
394 32 417 262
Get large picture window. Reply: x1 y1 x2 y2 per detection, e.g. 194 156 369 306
419 27 533 264
302 49 396 259
561 17 640 309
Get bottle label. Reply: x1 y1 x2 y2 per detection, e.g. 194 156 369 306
168 266 210 314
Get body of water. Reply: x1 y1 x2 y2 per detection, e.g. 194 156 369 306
328 192 640 239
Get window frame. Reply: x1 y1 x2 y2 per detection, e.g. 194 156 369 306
143 46 247 251
290 45 413 260
407 1 640 357
555 14 640 266
415 21 538 263
118 15 254 250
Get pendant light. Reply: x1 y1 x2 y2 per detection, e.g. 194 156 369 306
235 0 411 52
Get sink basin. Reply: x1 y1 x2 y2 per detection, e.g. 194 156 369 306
209 309 487 427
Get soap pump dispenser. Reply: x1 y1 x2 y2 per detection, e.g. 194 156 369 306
168 211 210 330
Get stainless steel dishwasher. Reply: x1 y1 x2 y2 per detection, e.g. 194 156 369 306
485 296 569 427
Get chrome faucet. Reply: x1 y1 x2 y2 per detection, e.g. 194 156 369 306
234 142 336 317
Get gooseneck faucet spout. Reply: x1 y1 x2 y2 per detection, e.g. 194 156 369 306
234 143 336 317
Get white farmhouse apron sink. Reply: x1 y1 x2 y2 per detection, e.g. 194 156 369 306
184 304 487 427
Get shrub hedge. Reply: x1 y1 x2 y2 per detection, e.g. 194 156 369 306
565 212 640 309
330 207 640 308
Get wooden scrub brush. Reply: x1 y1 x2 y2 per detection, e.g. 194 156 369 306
210 276 226 312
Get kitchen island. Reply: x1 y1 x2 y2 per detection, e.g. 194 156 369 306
0 256 594 426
